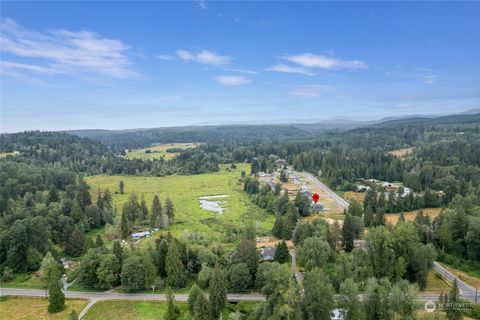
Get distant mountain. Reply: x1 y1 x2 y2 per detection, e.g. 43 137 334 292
461 108 480 115
368 112 480 128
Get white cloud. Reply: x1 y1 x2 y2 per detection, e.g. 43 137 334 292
197 0 207 10
0 18 137 79
265 64 314 76
224 67 257 75
290 85 332 97
157 54 177 61
176 49 231 66
283 53 367 70
215 75 250 86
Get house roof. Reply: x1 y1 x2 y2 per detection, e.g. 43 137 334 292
261 246 276 260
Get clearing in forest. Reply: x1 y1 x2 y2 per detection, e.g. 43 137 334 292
125 143 197 160
388 147 414 158
385 207 441 225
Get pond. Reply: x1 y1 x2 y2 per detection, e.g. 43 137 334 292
198 195 230 214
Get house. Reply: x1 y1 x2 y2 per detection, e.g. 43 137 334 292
353 239 367 250
311 203 324 212
356 185 370 192
330 309 345 320
261 246 276 261
131 231 151 240
276 159 287 167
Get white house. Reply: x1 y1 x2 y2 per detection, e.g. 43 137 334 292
131 231 151 240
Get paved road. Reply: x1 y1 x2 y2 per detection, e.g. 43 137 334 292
0 288 266 319
289 249 304 286
0 288 266 302
301 171 349 210
433 261 478 302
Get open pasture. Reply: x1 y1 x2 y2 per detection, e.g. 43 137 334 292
86 163 274 243
0 297 88 320
125 143 197 160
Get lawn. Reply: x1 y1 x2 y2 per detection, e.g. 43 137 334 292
83 300 258 320
86 163 274 243
125 143 197 160
0 296 88 320
423 270 450 293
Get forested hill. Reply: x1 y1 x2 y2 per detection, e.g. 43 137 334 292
69 125 314 150
367 112 480 128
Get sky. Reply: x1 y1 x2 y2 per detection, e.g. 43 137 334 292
1 1 480 132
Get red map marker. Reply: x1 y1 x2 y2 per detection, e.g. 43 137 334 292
312 193 319 203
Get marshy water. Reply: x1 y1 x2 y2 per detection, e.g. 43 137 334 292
198 195 230 214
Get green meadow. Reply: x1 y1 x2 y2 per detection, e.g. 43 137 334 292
125 143 197 160
83 300 258 320
86 163 274 243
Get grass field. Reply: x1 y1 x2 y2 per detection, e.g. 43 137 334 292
83 300 258 320
1 272 45 289
0 297 88 320
342 191 367 204
423 270 450 293
438 262 480 289
385 208 442 225
86 163 274 243
125 143 197 160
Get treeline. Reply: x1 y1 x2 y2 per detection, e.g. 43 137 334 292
0 131 221 176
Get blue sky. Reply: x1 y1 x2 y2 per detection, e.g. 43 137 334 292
1 1 479 132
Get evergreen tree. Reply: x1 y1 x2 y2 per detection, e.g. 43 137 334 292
342 214 355 252
113 240 123 270
48 279 65 313
102 189 112 209
64 224 85 257
150 195 162 228
47 187 60 204
274 240 290 263
140 193 149 223
95 189 104 209
166 241 186 288
165 197 175 222
374 208 386 227
121 210 130 239
363 206 374 227
164 286 181 320
119 180 125 194
209 264 227 320
70 200 84 224
76 177 92 210
446 279 462 320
